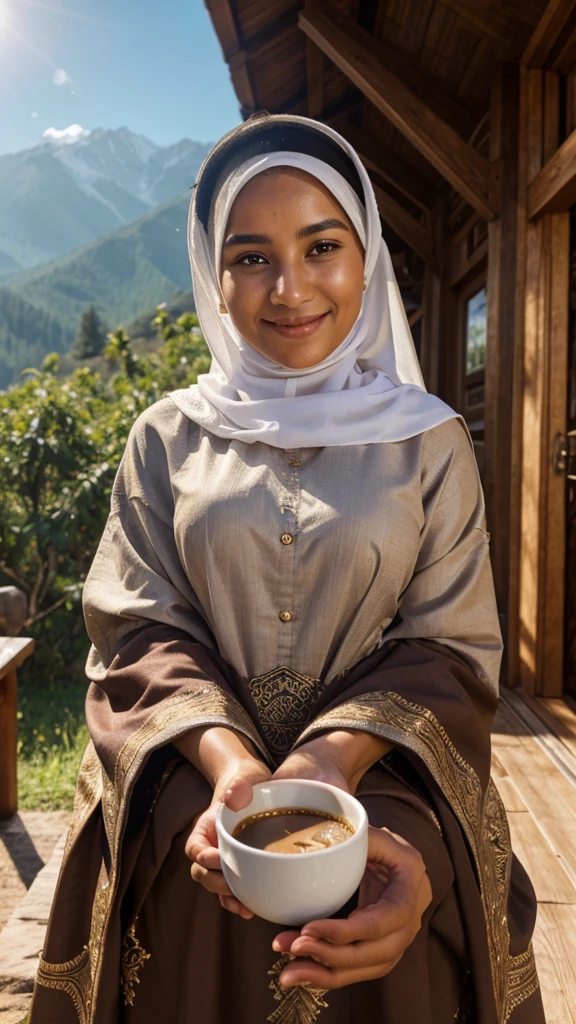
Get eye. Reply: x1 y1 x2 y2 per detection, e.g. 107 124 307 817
235 252 268 266
308 240 340 256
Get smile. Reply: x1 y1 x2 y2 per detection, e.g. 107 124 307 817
262 312 330 339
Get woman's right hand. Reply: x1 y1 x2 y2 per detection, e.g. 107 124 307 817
182 728 271 918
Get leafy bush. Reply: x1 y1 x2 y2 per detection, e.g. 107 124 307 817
0 309 209 681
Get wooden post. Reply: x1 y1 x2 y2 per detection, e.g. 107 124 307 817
484 64 523 685
517 68 570 695
0 637 35 819
421 194 450 396
0 667 18 819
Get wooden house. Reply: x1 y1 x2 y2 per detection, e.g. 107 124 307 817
206 0 576 701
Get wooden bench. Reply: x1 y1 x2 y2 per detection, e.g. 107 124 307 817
0 637 35 819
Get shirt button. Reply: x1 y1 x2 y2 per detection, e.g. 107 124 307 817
289 459 301 467
280 533 293 545
279 610 292 622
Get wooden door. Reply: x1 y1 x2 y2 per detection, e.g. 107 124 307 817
565 214 576 694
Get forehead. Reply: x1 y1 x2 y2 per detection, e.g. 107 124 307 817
226 168 350 226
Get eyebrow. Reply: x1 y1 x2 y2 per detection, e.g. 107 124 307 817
296 218 350 238
223 218 350 248
224 233 271 247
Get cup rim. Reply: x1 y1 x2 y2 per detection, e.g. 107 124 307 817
216 778 368 861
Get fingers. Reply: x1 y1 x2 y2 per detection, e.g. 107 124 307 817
185 806 219 863
278 955 402 992
219 894 254 920
272 930 301 953
190 860 254 919
286 929 412 972
299 898 407 946
191 861 232 896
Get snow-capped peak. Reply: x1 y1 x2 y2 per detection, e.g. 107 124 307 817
42 124 92 145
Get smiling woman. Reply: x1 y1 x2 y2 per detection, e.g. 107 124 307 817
30 114 544 1024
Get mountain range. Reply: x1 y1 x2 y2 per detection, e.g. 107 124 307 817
0 125 211 275
8 191 191 339
0 125 209 387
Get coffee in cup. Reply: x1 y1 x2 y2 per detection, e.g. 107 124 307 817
233 807 355 854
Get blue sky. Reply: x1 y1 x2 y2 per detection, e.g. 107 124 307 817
0 0 242 156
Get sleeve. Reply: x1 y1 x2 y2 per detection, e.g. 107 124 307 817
382 417 503 695
82 401 215 680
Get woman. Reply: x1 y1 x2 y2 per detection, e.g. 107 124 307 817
30 114 544 1024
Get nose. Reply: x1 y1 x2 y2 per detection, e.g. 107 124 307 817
269 259 314 309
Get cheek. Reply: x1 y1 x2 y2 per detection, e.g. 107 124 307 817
317 260 364 315
221 271 263 323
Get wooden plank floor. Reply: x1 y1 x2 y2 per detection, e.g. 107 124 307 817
492 690 576 1024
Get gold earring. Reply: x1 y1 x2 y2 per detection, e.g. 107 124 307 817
219 301 227 314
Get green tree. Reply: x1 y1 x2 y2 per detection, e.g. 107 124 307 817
72 305 107 359
0 310 210 679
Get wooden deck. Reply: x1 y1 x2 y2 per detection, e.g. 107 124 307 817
492 689 576 1024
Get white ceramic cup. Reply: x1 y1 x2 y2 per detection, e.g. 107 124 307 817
216 778 369 926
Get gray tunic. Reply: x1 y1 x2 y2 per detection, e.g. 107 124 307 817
83 396 502 693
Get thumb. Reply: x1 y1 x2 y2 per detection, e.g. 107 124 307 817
185 805 218 862
223 774 256 812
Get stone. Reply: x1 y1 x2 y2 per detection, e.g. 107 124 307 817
0 590 27 639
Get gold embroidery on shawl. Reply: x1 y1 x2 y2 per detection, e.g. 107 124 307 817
86 683 266 1023
267 953 328 1024
36 745 104 1023
63 741 103 863
295 691 538 1024
248 666 326 756
121 922 151 1006
505 943 539 1019
36 946 91 1024
148 756 182 815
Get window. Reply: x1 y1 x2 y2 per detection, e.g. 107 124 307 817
465 286 487 374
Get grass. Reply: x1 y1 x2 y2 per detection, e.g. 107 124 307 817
17 675 89 811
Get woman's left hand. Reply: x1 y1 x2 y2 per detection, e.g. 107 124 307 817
271 739 350 793
271 826 432 991
272 729 393 794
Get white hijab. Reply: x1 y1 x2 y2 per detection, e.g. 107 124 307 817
169 116 457 447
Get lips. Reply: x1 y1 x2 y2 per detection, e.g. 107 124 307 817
262 312 330 339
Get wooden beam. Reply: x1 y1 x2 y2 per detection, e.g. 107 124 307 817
420 195 451 396
551 19 576 74
528 127 576 218
370 176 436 268
330 116 435 212
544 71 560 163
306 39 324 117
522 0 576 68
298 3 500 221
436 0 511 49
304 5 476 139
408 306 423 328
204 0 257 114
